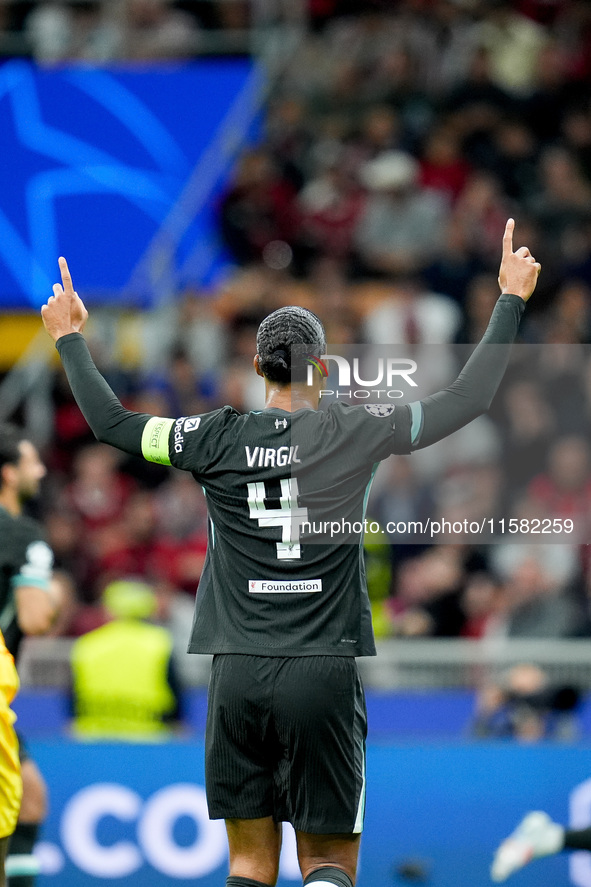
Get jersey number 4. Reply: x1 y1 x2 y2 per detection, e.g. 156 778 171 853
247 478 308 560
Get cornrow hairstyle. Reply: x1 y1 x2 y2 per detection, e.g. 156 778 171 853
256 306 326 384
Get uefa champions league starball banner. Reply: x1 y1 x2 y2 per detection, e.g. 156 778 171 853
0 59 259 307
29 739 591 887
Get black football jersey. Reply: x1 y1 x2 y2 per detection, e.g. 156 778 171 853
142 402 412 657
0 506 54 659
58 295 526 658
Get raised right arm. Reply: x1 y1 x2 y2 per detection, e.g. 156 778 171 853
409 218 541 449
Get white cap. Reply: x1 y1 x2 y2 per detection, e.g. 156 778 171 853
361 150 419 191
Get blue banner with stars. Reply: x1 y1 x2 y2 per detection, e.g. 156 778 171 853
0 59 258 308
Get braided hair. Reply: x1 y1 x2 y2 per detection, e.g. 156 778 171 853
256 306 326 384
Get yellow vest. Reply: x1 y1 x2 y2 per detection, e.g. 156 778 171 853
0 629 22 838
71 620 176 741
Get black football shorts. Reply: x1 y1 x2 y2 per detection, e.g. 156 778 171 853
205 654 367 834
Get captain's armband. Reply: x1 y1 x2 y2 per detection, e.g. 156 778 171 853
141 416 174 465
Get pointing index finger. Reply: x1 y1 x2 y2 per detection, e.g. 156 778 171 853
502 218 515 258
58 256 75 296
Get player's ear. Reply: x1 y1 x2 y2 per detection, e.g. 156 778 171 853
253 354 264 377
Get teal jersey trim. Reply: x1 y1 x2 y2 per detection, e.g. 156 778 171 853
409 401 423 445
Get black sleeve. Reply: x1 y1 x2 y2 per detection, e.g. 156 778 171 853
412 293 525 449
56 333 153 457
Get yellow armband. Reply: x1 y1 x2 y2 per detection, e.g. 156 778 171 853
141 417 174 465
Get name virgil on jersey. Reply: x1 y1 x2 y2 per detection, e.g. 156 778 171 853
245 446 301 468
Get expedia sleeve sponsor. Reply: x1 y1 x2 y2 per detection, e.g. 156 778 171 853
249 579 322 594
169 415 209 467
166 407 239 473
141 417 175 465
173 417 187 454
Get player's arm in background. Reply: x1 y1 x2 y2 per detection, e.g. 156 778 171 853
13 539 59 636
41 257 163 460
407 218 541 450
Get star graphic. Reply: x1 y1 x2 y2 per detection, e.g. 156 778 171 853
0 58 259 308
0 60 191 306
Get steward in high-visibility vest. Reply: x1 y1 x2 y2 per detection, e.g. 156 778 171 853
71 580 179 741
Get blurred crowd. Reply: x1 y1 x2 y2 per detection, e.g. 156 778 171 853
5 2 591 707
0 0 232 62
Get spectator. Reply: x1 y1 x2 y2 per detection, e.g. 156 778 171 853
561 103 591 183
141 345 209 418
25 1 121 62
424 216 486 307
452 170 515 267
388 546 467 638
491 544 582 638
153 472 208 594
344 104 405 173
528 145 591 246
498 379 555 507
526 435 591 534
219 148 299 267
488 117 539 203
460 570 504 639
541 278 591 344
454 271 502 341
265 96 312 192
472 662 581 741
444 45 513 169
297 143 366 270
92 489 182 590
363 521 394 639
418 121 472 204
362 275 462 350
353 149 449 278
61 443 136 536
25 3 74 62
121 0 200 60
521 39 585 145
370 455 434 553
475 1 549 97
